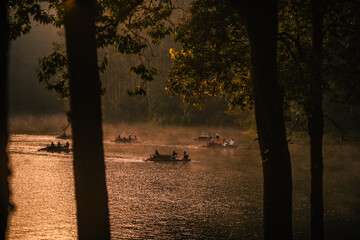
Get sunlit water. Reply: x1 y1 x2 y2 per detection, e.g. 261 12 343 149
6 125 360 239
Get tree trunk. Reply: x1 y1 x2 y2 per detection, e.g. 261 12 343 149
246 1 293 239
308 0 324 239
0 1 11 239
63 0 111 239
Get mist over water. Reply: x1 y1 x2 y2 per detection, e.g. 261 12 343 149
8 114 69 134
6 119 360 239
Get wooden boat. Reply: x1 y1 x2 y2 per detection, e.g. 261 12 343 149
145 154 191 162
38 145 71 153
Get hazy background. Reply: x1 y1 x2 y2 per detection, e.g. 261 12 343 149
9 23 64 115
8 21 360 135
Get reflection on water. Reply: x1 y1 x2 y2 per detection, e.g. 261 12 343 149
8 134 76 240
6 125 360 239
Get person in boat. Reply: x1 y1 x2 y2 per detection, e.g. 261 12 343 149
128 134 131 141
183 151 189 160
65 141 70 149
57 141 62 148
208 133 212 139
50 142 55 148
172 150 178 159
222 138 227 146
116 135 121 140
229 139 234 146
134 135 138 142
216 133 220 140
155 150 159 156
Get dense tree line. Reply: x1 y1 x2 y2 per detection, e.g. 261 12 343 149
99 44 240 125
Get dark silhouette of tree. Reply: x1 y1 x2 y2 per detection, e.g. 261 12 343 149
63 0 110 239
0 0 11 239
278 1 360 238
245 1 292 239
168 0 293 239
307 1 324 239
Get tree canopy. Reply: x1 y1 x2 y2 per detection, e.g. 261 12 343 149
166 0 252 110
9 0 180 98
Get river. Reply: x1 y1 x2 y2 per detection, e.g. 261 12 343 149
6 124 360 239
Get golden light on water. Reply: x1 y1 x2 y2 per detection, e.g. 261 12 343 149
6 124 360 239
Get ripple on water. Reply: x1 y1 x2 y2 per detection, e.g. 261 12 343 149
7 131 360 239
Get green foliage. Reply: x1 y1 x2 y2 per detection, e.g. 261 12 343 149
127 84 147 96
37 51 69 99
166 0 252 110
8 0 56 40
9 0 177 98
166 0 360 129
12 0 359 127
278 0 360 110
323 0 360 105
36 48 109 98
129 64 159 82
99 53 109 73
100 45 237 126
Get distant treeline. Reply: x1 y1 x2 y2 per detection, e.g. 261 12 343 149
99 41 360 133
99 39 252 127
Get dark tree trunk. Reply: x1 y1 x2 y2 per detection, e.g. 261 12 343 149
308 0 324 239
0 1 11 239
246 1 293 239
63 0 111 239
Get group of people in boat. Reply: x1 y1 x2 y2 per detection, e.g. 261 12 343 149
200 132 221 140
199 132 236 147
154 150 189 160
115 134 138 142
49 141 70 150
223 138 235 146
211 138 235 146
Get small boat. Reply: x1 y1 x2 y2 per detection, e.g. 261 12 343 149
207 142 238 148
145 154 191 162
38 145 71 153
114 138 132 143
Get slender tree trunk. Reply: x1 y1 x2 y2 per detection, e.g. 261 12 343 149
63 0 111 239
246 1 292 239
308 0 324 239
0 1 11 239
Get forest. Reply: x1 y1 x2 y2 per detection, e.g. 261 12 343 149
1 0 360 240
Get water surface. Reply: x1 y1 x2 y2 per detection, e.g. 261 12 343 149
6 125 360 239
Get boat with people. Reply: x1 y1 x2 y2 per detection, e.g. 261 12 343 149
113 134 139 143
114 138 132 143
38 141 71 153
207 142 238 148
195 132 222 141
207 138 239 148
145 150 191 162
